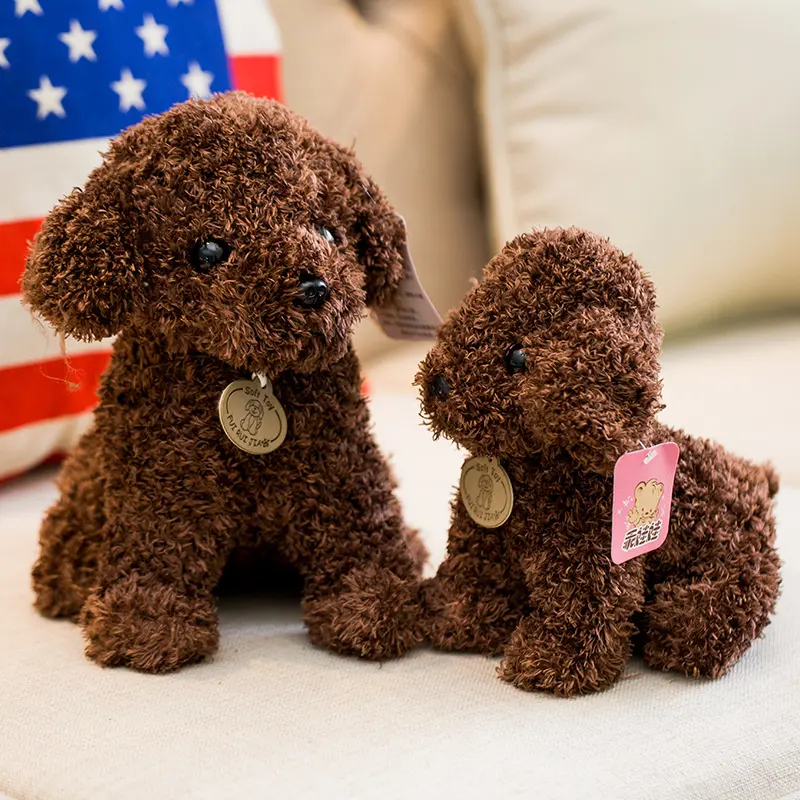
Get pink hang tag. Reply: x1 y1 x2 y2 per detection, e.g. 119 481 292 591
611 442 680 565
372 219 442 341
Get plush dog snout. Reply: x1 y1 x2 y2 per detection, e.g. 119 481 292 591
429 374 451 400
295 275 330 309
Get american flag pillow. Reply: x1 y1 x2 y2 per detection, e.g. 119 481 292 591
0 0 282 482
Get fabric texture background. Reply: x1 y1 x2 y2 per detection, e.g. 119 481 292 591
456 0 800 332
0 390 798 799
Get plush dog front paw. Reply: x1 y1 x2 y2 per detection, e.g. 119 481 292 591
498 617 628 697
80 578 219 673
421 576 520 655
32 555 87 620
303 565 421 660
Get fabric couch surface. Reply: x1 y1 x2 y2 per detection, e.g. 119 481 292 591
0 389 798 800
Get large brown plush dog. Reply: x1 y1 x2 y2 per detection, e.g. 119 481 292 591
417 227 780 696
23 93 425 673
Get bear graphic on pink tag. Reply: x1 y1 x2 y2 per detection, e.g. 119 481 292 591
611 442 680 565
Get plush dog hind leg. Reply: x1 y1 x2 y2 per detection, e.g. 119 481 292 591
644 552 780 679
644 484 780 677
642 427 782 678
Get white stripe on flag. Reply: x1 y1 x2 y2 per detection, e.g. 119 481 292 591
0 137 108 223
217 0 282 55
0 412 93 480
0 295 112 370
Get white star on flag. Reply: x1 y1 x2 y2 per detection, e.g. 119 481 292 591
15 0 43 17
136 14 169 57
59 20 98 63
0 39 9 69
28 76 67 120
167 0 194 5
98 0 124 9
111 67 146 112
181 61 213 99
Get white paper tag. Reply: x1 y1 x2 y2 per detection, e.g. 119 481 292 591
372 225 442 341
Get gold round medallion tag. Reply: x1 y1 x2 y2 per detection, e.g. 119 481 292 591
218 377 287 455
460 456 514 528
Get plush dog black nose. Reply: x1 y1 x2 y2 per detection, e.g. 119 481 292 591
296 276 329 309
430 373 451 400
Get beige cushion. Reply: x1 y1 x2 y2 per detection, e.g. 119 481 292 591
271 0 489 361
0 418 799 798
457 0 800 331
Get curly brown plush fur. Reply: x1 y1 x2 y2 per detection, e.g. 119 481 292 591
416 227 780 696
23 93 426 673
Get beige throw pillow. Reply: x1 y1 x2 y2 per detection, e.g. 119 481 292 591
457 0 800 331
272 0 489 361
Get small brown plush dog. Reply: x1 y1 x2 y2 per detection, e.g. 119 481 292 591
23 93 426 673
417 227 780 696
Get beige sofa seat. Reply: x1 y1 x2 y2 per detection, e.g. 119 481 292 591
0 396 799 799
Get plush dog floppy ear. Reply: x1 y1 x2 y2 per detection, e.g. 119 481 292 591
23 143 145 341
566 306 663 475
348 176 407 308
523 305 664 475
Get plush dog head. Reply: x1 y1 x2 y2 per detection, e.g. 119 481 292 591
416 228 664 474
23 93 406 376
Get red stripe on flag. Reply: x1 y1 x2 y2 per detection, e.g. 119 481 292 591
230 54 282 102
0 351 110 434
0 218 41 297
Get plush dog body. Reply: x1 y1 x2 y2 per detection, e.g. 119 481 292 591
24 94 424 672
417 228 780 696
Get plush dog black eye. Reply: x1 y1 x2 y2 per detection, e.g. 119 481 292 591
316 225 335 245
191 239 229 272
430 374 451 400
296 275 330 309
505 345 528 374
